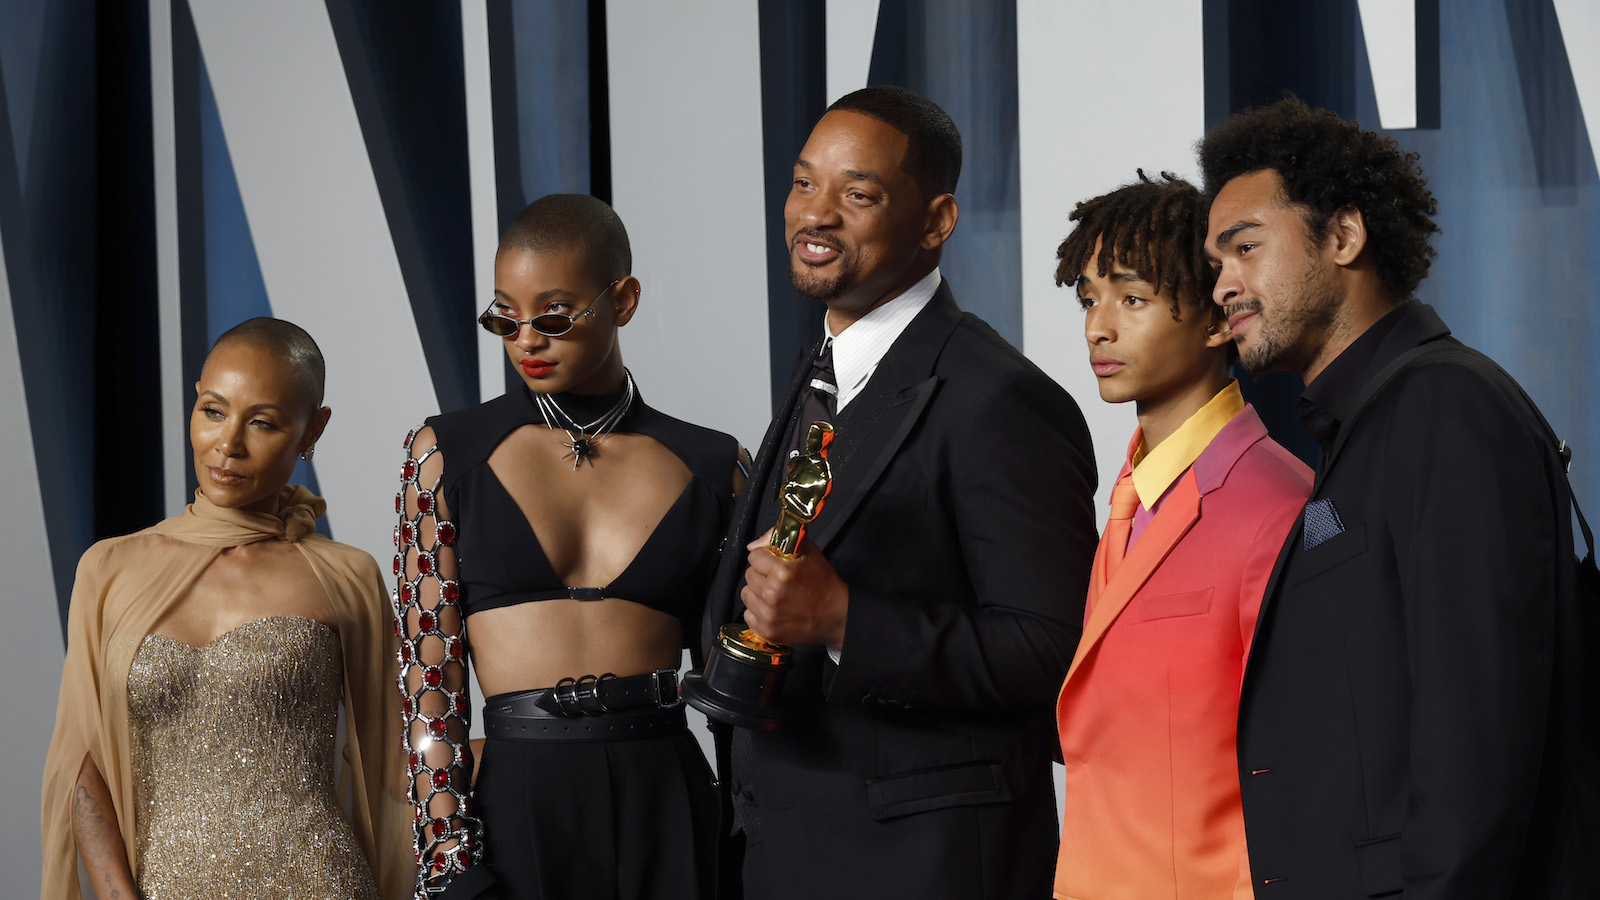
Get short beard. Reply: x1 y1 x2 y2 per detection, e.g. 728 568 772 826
1237 299 1284 373
790 258 849 301
1238 257 1340 374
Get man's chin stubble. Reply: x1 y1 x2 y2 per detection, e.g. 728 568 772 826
791 265 847 302
1239 332 1287 374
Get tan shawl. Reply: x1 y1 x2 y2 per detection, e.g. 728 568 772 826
40 486 412 900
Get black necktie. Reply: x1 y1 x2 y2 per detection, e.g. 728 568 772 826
784 340 837 459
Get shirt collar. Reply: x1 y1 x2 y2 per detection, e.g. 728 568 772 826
823 267 941 410
1294 299 1447 451
1130 380 1246 509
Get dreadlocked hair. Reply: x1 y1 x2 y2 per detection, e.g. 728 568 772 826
1054 170 1218 323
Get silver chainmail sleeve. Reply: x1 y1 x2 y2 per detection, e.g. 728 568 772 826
394 426 481 897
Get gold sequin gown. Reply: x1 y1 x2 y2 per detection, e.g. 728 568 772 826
126 615 379 899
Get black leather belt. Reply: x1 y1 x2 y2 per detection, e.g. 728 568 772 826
483 670 687 743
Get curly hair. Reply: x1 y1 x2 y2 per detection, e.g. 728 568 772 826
1199 96 1439 301
1054 170 1218 323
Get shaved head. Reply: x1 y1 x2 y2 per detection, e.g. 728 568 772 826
208 317 326 412
498 194 631 285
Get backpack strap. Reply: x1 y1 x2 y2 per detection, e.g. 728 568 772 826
1325 340 1452 467
1328 338 1594 567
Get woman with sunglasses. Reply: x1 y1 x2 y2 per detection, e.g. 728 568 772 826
396 194 745 900
42 318 409 900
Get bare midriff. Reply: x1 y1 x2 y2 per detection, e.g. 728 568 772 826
467 597 684 696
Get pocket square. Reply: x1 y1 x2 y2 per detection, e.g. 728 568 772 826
1302 498 1346 550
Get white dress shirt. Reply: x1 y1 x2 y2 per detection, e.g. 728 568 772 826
824 267 942 411
815 267 941 661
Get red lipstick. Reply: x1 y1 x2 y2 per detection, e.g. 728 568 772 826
520 358 557 378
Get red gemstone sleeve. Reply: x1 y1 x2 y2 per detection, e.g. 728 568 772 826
395 425 480 897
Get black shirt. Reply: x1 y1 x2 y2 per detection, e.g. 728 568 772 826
1294 300 1417 452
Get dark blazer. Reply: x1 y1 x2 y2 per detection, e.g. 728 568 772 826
1236 301 1600 899
703 281 1098 900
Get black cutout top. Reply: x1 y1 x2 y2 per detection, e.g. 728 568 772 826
425 385 737 637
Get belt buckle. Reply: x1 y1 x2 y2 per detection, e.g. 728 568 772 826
554 674 610 716
653 668 682 708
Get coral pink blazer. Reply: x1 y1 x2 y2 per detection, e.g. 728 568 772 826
1054 406 1311 900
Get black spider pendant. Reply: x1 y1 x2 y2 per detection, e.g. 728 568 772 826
560 437 597 469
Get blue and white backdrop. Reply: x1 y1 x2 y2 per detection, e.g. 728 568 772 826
5 1 1596 892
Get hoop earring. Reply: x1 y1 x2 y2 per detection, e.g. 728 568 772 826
299 446 316 461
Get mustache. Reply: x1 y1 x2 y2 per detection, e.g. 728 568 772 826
791 228 848 254
1225 298 1263 320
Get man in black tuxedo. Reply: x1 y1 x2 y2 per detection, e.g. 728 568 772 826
700 86 1097 899
1203 98 1599 898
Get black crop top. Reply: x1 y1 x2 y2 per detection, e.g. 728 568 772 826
423 384 737 636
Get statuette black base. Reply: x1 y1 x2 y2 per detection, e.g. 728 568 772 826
681 624 793 731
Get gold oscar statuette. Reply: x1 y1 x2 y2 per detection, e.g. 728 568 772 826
681 422 835 730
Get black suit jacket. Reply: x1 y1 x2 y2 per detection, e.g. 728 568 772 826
1236 301 1600 898
702 282 1098 900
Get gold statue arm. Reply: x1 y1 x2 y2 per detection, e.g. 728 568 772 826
768 422 836 558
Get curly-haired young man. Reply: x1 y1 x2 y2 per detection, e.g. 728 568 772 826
1204 97 1598 899
1051 172 1311 900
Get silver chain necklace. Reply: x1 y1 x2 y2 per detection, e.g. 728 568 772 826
534 369 636 470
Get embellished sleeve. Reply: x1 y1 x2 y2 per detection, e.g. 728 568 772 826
394 425 480 896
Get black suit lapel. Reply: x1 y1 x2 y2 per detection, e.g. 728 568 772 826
1241 302 1455 691
808 371 938 551
703 282 963 646
808 282 962 551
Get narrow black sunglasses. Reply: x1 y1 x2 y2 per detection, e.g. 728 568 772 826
478 280 621 338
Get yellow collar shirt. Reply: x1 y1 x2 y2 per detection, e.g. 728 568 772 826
1128 380 1246 531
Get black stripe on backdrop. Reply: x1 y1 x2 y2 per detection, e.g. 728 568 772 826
487 0 523 243
484 2 611 224
486 0 524 397
0 0 160 635
173 0 209 507
757 1 827 414
327 0 477 416
93 0 163 563
485 0 611 397
587 0 611 206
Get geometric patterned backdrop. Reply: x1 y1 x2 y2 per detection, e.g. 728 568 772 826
5 1 1595 893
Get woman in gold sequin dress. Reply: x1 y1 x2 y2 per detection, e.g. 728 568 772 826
41 319 410 900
